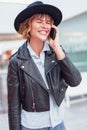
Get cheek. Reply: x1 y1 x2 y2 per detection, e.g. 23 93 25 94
30 24 37 35
31 25 41 37
48 27 52 35
30 28 38 38
29 26 35 35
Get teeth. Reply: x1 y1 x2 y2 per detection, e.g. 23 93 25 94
39 31 46 35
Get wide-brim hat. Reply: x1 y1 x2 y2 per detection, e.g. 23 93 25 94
14 1 62 32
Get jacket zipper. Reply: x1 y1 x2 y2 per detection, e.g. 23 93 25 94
30 80 36 112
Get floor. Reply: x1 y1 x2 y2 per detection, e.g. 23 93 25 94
64 100 87 130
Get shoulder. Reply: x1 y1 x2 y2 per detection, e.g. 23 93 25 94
9 51 18 64
9 41 27 63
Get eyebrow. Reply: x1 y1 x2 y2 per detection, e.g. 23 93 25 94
35 17 51 21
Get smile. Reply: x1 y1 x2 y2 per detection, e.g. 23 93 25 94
39 30 47 35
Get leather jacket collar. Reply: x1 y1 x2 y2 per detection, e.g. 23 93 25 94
16 41 57 91
17 40 54 60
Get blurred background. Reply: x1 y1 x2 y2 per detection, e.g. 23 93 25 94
0 0 87 130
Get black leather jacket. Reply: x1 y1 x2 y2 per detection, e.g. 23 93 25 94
7 41 82 130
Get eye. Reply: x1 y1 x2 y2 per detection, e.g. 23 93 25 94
36 20 42 23
46 21 51 25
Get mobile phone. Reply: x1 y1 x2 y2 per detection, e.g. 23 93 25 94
50 28 56 40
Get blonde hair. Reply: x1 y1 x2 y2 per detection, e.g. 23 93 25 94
18 14 54 39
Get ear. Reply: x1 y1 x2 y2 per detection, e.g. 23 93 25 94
28 27 31 33
27 28 31 38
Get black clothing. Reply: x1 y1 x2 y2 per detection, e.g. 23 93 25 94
7 41 82 130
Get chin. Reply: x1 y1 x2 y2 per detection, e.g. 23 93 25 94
39 37 47 42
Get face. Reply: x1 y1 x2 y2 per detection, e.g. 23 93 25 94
29 14 53 42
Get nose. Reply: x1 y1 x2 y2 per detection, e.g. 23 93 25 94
41 21 47 28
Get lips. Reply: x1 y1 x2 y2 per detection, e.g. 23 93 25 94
39 30 47 35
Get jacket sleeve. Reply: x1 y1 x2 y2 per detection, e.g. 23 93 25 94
59 56 82 87
7 58 21 130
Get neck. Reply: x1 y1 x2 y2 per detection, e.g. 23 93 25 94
29 38 44 56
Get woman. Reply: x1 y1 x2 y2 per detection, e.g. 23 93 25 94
7 1 82 130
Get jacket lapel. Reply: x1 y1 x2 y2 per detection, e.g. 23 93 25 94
17 41 57 91
17 42 48 91
45 52 57 75
20 58 48 91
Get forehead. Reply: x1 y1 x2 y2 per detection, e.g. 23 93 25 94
32 14 53 21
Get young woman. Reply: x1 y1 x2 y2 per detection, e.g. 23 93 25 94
7 1 82 130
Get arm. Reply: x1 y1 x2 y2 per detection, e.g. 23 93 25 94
7 58 21 130
59 56 82 87
49 25 82 87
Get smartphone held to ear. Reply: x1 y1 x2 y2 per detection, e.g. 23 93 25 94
50 28 56 40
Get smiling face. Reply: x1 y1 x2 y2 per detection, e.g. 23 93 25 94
29 14 54 42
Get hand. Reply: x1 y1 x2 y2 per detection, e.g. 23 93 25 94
48 25 60 49
48 25 65 60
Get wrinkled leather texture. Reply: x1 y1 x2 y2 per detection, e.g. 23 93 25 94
7 41 82 130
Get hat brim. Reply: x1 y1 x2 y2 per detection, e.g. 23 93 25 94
14 4 62 32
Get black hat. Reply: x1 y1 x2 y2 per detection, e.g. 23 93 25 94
14 1 62 32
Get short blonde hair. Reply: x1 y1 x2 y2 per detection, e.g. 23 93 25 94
18 14 54 39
